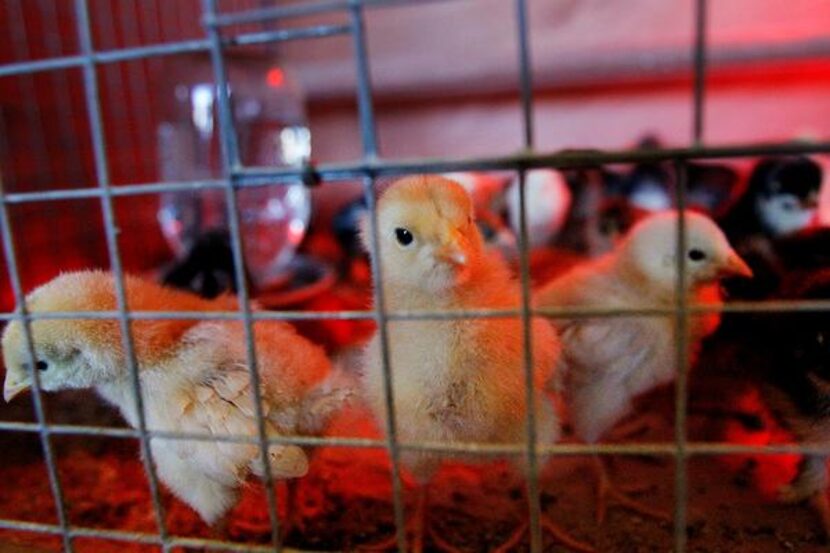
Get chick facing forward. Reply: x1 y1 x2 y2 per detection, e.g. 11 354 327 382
536 210 752 522
2 271 347 526
359 176 590 552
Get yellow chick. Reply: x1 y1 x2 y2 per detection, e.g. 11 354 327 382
536 210 752 523
359 176 588 551
2 271 348 526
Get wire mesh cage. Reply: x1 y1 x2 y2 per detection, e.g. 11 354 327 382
2 0 830 552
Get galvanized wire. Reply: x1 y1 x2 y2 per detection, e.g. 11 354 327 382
3 413 830 456
0 518 297 552
349 0 409 550
0 180 74 553
7 299 830 325
2 140 830 205
0 25 349 78
72 0 172 550
673 162 691 553
202 0 283 548
0 0 826 551
673 3 709 549
514 0 544 551
211 0 456 27
692 0 708 147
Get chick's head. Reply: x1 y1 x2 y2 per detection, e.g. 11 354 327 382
2 273 127 401
617 210 753 292
3 270 220 402
362 175 485 294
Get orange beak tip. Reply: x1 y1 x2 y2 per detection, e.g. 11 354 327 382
724 253 753 279
450 251 468 266
3 381 29 402
435 245 469 267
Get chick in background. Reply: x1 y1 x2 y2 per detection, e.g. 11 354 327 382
359 175 591 552
536 210 753 522
718 156 822 300
506 169 572 251
552 137 739 261
2 271 351 528
696 268 830 539
722 156 822 241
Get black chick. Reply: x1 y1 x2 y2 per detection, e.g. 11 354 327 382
721 156 822 241
697 268 830 536
759 271 830 535
718 156 822 300
162 229 253 298
623 135 739 215
555 156 626 256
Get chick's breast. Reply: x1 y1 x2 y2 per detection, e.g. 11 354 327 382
361 314 559 471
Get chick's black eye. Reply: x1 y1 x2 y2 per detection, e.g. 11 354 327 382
23 360 48 372
395 227 414 246
688 249 706 262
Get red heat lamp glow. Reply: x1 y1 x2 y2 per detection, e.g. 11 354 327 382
266 67 285 88
718 387 800 500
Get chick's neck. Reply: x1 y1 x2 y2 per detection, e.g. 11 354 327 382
383 254 516 312
94 360 197 430
613 254 696 305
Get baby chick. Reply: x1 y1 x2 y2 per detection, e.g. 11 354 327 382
722 156 822 241
506 169 572 250
359 175 590 552
718 156 822 300
696 268 830 536
536 210 752 521
2 271 348 526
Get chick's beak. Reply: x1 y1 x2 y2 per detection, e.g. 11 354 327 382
434 228 470 267
719 250 753 279
3 375 30 402
434 245 468 267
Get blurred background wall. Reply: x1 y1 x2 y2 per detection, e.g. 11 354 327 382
1 0 829 310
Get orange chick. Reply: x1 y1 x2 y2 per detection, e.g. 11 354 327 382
359 176 590 551
2 271 349 525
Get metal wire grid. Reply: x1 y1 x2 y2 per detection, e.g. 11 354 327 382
0 0 829 551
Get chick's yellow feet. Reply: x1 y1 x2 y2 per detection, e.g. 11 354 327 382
492 484 593 553
593 456 671 525
358 486 465 553
493 518 595 553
